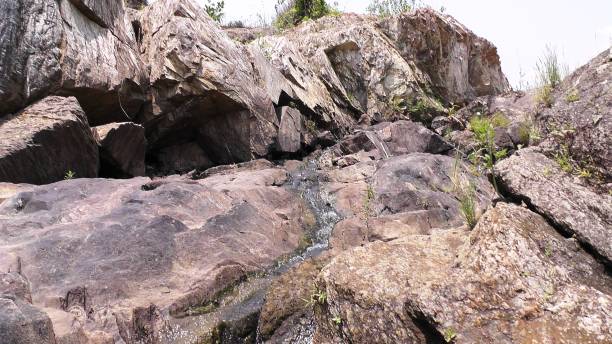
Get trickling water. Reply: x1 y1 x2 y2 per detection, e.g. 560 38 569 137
161 158 342 344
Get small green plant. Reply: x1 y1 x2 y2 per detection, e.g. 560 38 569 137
443 327 457 343
565 89 580 103
536 84 554 107
304 286 327 307
332 316 342 325
450 154 479 229
576 167 592 179
467 116 506 195
367 0 418 17
274 0 339 30
203 0 225 22
64 170 76 180
553 146 573 173
490 112 511 128
304 119 317 133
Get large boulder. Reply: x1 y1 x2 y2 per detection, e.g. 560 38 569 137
315 203 612 343
137 0 279 165
497 148 612 265
93 122 146 178
0 96 99 184
0 0 145 123
380 9 510 103
0 297 56 344
0 164 310 342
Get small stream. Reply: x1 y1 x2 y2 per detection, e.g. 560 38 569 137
160 158 341 344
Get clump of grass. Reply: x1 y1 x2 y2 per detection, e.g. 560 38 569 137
450 154 479 229
534 46 568 107
304 119 317 133
467 116 507 195
553 145 573 173
303 284 327 307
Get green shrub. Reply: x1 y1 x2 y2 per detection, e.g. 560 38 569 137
534 46 568 107
367 0 417 17
274 0 339 30
204 0 225 22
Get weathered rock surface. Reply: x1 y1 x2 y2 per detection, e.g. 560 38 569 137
0 297 57 344
0 96 98 184
138 0 279 165
497 148 612 265
315 203 612 343
0 164 309 342
380 9 510 104
0 0 145 123
93 122 146 178
538 47 611 182
257 10 509 126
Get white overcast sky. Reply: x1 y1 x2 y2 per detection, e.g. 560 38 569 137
197 0 612 88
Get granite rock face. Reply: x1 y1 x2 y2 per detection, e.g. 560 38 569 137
497 148 612 265
0 165 309 342
0 96 99 185
315 203 612 343
0 0 145 124
93 122 146 178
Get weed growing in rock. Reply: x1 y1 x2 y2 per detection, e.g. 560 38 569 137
553 145 573 173
367 0 419 17
303 285 328 307
64 170 76 180
467 115 507 195
443 327 457 343
332 316 342 325
450 154 479 229
565 89 580 103
304 119 317 134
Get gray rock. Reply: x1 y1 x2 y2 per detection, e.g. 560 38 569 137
138 0 278 165
93 122 146 178
0 297 56 344
0 0 145 123
0 96 99 184
497 148 612 265
0 273 32 303
277 107 303 154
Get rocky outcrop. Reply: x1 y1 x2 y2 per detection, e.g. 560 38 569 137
538 47 611 182
0 96 99 184
93 122 146 178
497 148 612 265
380 9 510 103
138 0 279 165
0 164 309 342
0 0 145 124
315 203 612 343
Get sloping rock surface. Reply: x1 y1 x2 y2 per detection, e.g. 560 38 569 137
497 148 612 265
0 96 98 184
0 165 309 342
315 203 611 343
